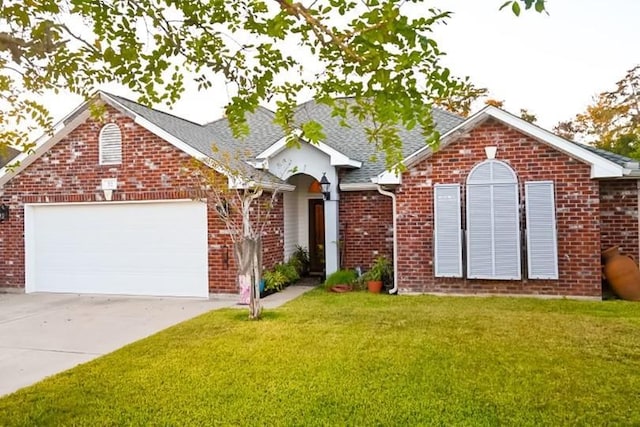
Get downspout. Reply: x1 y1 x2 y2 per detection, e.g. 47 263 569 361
377 185 398 294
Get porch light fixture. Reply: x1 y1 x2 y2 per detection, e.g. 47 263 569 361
320 172 331 201
0 204 8 222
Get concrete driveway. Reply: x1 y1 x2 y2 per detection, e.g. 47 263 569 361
0 292 238 397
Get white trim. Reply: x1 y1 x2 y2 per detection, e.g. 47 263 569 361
256 131 302 159
373 170 401 185
23 198 201 207
339 182 379 191
256 135 362 168
377 105 630 182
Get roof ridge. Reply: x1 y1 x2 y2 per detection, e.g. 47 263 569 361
432 106 464 121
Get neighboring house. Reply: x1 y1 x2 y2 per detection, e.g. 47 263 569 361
0 91 638 299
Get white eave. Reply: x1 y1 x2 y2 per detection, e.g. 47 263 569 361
339 182 379 191
256 134 362 168
373 105 630 184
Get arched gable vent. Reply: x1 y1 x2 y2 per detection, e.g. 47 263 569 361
99 123 122 165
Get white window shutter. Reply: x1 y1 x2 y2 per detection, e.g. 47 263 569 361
434 184 462 277
467 160 521 280
492 183 521 279
466 184 493 278
525 181 558 279
99 124 122 165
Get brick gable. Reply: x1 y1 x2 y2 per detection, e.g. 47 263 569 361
0 106 283 293
396 119 602 297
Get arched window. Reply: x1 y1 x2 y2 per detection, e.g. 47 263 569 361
99 123 122 165
466 160 521 280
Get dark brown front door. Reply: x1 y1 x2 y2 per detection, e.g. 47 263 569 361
309 199 325 274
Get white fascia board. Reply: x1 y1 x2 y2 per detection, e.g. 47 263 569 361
257 133 361 168
339 182 379 191
387 105 625 180
98 92 212 163
256 131 302 159
228 176 295 192
0 106 92 187
482 107 624 179
375 170 401 185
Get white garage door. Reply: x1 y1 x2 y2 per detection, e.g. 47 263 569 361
24 201 209 298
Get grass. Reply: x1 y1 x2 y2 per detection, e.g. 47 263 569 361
1 291 640 426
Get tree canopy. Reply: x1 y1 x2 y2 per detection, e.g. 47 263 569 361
554 64 640 159
0 0 545 169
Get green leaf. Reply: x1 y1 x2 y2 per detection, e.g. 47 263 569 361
511 1 521 16
301 120 326 144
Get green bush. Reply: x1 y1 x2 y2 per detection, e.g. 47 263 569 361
291 245 310 275
263 270 288 291
275 263 299 284
286 256 303 275
324 269 357 288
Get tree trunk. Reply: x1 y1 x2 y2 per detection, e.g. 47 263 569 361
234 237 262 320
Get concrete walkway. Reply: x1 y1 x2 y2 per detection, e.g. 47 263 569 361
0 284 314 397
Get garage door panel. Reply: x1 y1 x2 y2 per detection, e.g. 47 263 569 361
25 201 209 298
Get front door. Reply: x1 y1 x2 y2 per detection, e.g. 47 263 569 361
309 199 325 274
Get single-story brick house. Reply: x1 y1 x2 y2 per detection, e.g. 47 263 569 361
1 91 638 299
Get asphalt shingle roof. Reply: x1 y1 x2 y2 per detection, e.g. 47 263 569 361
572 142 636 168
294 99 465 183
100 92 632 184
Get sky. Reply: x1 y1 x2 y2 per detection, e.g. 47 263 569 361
45 0 640 131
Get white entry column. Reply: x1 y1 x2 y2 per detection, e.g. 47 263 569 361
324 168 340 276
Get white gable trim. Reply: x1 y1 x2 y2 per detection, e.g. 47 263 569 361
375 105 629 184
256 134 362 168
98 92 211 162
0 92 289 192
480 107 623 179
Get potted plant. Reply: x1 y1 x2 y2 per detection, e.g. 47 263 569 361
364 256 391 293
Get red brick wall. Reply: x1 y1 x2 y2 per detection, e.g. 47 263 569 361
396 119 602 297
339 191 393 270
0 104 284 293
600 180 639 259
260 192 285 271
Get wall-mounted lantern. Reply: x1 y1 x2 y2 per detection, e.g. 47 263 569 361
0 204 8 221
320 172 331 201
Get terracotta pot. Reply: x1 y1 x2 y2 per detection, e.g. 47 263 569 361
367 280 383 293
329 284 352 293
602 246 640 301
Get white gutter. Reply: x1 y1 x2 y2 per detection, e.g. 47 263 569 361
377 185 398 294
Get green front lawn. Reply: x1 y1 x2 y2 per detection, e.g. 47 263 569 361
2 291 640 425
